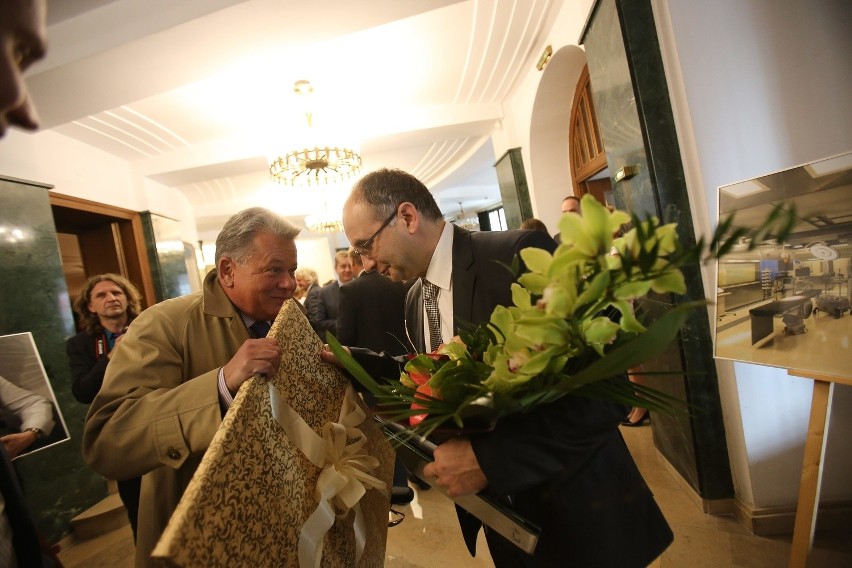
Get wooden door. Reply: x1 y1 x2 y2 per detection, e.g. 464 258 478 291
50 193 156 313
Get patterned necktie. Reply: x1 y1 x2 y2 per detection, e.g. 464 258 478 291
250 320 271 338
422 279 442 352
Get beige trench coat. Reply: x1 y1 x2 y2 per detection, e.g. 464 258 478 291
83 270 249 567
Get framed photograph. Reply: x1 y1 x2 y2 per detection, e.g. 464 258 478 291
713 151 852 379
0 332 71 459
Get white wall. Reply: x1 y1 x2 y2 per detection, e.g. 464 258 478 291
492 0 595 235
655 0 852 510
0 129 198 245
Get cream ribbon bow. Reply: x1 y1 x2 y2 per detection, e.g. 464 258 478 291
269 383 387 568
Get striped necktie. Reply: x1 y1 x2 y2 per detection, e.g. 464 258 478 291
422 279 442 352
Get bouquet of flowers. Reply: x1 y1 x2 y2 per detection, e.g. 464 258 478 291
328 196 794 439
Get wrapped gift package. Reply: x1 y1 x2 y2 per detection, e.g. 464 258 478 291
153 300 394 567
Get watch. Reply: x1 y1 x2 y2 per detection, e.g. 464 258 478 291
25 427 44 438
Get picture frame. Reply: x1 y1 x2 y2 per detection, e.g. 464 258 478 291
713 151 852 378
0 332 71 459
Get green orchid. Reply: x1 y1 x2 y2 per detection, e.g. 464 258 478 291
557 195 630 257
325 198 795 437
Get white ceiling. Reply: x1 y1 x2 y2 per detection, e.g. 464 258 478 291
32 0 563 240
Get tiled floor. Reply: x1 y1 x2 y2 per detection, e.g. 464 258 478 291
56 423 851 567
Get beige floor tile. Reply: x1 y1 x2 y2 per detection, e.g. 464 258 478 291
728 532 790 568
662 525 732 568
57 423 849 568
385 486 494 567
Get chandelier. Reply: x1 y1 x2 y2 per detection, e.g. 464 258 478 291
304 211 344 233
454 202 480 231
269 80 362 186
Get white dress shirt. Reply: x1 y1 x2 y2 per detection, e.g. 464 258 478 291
423 222 455 349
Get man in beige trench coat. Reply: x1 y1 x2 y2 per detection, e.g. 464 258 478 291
83 207 300 567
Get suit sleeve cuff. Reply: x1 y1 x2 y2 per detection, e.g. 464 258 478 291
217 367 234 409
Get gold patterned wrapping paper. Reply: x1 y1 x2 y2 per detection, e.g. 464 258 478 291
152 300 394 567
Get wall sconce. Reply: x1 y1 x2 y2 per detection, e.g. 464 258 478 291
536 45 553 71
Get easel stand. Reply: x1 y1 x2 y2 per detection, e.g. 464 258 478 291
786 369 851 568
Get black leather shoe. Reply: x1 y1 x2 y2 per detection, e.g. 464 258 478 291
621 410 650 427
408 474 431 491
391 486 414 505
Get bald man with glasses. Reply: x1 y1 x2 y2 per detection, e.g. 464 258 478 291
336 168 672 567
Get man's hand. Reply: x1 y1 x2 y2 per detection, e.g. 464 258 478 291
1 431 38 459
319 343 350 367
222 338 282 395
422 438 488 497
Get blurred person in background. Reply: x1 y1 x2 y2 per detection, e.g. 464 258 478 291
308 250 354 338
66 273 144 540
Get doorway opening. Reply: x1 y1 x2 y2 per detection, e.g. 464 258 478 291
569 64 613 207
50 193 156 331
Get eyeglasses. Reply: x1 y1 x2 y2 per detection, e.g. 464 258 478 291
353 206 398 256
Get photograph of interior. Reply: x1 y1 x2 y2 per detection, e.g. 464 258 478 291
714 151 852 379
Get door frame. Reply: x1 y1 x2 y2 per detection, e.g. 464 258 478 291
49 192 157 308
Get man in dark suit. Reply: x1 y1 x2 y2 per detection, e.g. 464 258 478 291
308 250 354 338
336 247 416 502
337 250 411 356
339 168 672 567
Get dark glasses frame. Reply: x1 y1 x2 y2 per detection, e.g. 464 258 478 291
353 206 398 256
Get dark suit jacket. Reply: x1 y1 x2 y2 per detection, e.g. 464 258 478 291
303 282 320 316
308 280 341 338
66 330 112 404
337 271 412 356
405 226 673 567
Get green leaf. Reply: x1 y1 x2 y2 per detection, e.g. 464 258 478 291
576 271 610 310
519 247 554 275
511 283 532 309
613 280 652 300
559 213 597 256
517 272 550 294
650 268 686 295
326 333 385 396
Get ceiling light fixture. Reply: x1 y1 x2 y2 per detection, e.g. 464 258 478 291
269 80 362 186
304 211 344 234
454 202 479 231
808 243 840 260
720 179 769 198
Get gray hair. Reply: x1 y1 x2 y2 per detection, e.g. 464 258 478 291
350 168 443 222
294 267 318 285
215 207 301 264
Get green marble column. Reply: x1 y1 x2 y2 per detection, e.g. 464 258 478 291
582 0 734 500
494 148 534 230
0 177 107 541
141 211 194 301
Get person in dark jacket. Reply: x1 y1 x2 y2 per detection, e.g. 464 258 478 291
337 168 673 567
66 273 143 540
308 250 354 338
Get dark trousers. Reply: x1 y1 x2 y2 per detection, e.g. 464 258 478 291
117 476 141 542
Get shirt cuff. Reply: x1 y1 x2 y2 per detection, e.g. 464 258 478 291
217 367 234 409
